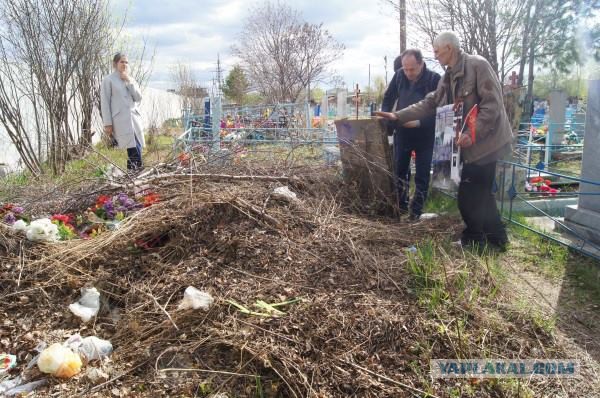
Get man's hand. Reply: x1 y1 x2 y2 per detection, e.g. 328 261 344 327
104 125 113 136
456 133 473 148
373 111 398 121
403 120 420 128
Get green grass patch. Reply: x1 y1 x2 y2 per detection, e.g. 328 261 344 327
423 189 459 214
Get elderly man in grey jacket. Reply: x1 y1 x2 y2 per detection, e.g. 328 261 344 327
101 53 144 170
375 31 513 252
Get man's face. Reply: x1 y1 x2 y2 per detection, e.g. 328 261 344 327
433 43 452 66
402 55 424 82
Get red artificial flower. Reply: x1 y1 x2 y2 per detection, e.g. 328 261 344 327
530 177 543 184
143 193 160 208
96 195 111 206
544 179 552 186
51 214 72 224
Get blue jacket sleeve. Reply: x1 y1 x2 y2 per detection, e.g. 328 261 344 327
381 72 399 112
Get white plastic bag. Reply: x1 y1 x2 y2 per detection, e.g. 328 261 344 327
272 186 299 203
37 343 82 378
78 336 113 361
177 286 214 311
69 287 100 322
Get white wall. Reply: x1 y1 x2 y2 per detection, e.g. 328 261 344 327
0 87 182 170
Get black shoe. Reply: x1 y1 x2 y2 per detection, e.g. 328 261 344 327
488 240 509 253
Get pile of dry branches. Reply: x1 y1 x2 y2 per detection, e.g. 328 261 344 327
0 163 593 397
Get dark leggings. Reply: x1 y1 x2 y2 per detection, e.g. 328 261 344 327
127 146 142 170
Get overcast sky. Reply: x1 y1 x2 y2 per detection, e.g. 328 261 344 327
113 0 442 92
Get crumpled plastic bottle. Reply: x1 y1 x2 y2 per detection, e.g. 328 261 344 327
177 286 214 311
69 287 100 322
37 343 82 378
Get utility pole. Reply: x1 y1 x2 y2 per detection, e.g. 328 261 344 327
216 53 223 96
399 0 406 53
368 64 371 102
384 56 388 85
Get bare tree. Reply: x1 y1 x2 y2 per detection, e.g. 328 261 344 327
0 0 155 175
170 63 207 113
0 0 113 174
233 1 344 103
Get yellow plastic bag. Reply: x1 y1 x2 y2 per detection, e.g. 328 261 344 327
37 343 82 378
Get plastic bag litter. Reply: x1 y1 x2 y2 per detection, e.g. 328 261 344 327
37 343 82 378
78 337 113 361
25 218 59 242
69 287 100 322
0 353 17 375
272 186 299 203
0 377 47 396
177 286 214 311
0 376 21 393
419 213 439 220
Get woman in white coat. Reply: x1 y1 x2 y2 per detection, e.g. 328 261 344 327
101 53 144 170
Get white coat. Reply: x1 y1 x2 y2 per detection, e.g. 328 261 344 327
100 71 144 149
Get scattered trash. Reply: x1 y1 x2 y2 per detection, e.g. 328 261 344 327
69 287 100 322
177 287 214 311
78 337 113 361
37 343 82 378
65 334 112 361
0 377 22 394
84 367 109 385
272 186 299 203
406 246 418 254
25 218 59 242
0 354 16 375
0 378 47 396
227 297 302 317
419 213 439 220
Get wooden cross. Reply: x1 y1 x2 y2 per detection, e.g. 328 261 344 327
509 71 519 87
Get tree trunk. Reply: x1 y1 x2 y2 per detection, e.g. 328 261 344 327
524 38 536 118
517 1 533 86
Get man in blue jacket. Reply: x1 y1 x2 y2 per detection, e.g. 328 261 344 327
382 49 441 221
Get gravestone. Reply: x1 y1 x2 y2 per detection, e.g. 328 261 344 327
336 89 347 118
545 90 567 165
563 80 600 252
321 92 328 127
334 118 395 213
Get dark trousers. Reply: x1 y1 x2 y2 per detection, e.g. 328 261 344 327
394 134 433 216
127 146 143 170
458 161 507 246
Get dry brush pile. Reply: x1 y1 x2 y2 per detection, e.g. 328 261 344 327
0 163 596 397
